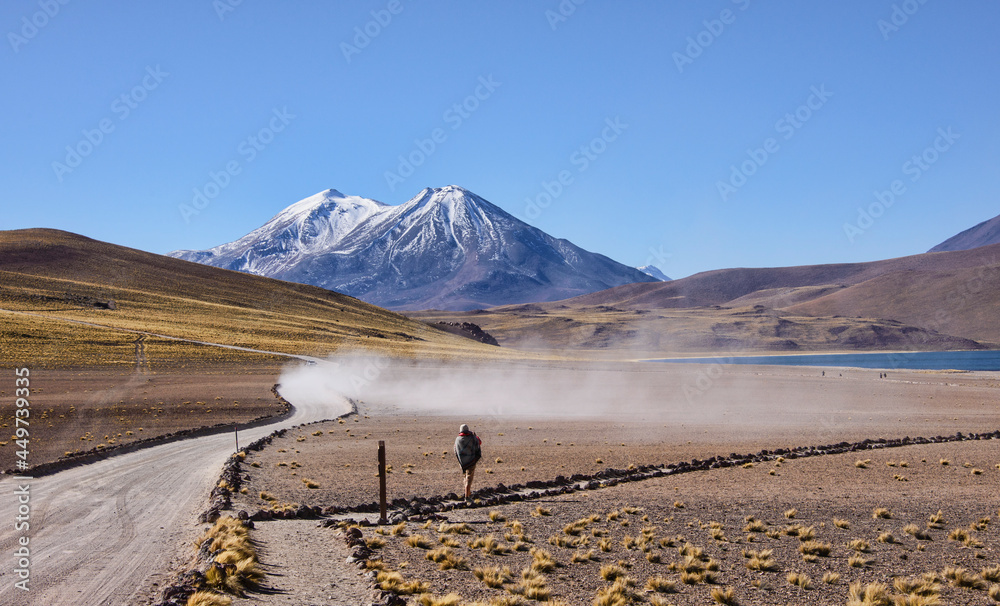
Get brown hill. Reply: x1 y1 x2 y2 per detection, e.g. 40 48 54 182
411 244 1000 354
929 212 1000 252
542 243 1000 311
0 228 509 368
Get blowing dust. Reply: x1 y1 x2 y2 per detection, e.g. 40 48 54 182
274 354 902 445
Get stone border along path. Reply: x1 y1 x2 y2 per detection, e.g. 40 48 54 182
254 429 1000 524
152 395 360 606
156 425 1000 605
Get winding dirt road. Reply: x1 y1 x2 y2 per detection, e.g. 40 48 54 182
0 309 346 605
0 381 349 605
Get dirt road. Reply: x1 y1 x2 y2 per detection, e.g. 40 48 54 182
0 366 349 605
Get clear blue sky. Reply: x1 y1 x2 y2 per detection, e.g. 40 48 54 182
3 1 998 279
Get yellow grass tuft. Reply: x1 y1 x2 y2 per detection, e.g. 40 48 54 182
645 575 678 593
473 565 513 588
846 581 890 606
415 594 462 606
405 534 432 549
823 572 840 585
798 540 832 557
784 508 797 519
531 506 552 517
186 590 233 606
873 507 891 519
488 510 505 523
711 586 738 605
943 566 986 589
787 572 811 589
530 548 558 573
833 518 850 529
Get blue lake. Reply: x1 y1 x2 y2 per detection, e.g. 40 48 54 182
650 350 1000 371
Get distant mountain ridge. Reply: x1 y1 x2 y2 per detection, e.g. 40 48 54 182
929 212 1000 252
170 186 656 310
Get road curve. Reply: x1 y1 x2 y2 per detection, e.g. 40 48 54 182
0 369 348 605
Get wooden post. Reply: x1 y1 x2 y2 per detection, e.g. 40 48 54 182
378 440 387 524
234 424 239 453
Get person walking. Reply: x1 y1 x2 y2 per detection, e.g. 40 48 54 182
454 424 482 502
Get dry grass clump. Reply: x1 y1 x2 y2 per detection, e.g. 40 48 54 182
600 564 627 581
855 459 870 469
847 538 871 552
990 585 1000 602
846 581 891 606
876 532 896 544
376 570 430 595
873 507 892 519
488 510 506 523
948 527 984 548
710 586 738 605
469 535 510 555
509 568 550 601
572 549 598 563
893 574 941 599
982 565 1000 583
786 572 811 589
196 517 263 597
942 566 987 589
530 548 558 573
784 508 798 519
404 534 431 549
783 524 816 541
645 575 678 593
798 540 832 557
593 576 639 606
927 510 946 529
848 553 870 568
415 594 462 606
833 518 850 529
823 572 841 585
438 522 474 534
531 506 552 517
425 547 468 570
473 565 513 588
365 536 386 549
743 549 777 572
903 524 932 540
186 591 232 606
743 517 766 533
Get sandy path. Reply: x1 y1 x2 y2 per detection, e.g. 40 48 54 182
0 361 351 605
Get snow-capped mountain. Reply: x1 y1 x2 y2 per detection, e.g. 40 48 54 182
169 186 657 310
636 265 671 281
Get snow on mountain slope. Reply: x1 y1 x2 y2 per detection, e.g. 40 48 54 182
170 186 656 311
636 265 671 281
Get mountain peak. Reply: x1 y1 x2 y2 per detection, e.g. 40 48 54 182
170 186 656 310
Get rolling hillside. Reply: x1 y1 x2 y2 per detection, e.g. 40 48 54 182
411 244 1000 354
0 228 511 368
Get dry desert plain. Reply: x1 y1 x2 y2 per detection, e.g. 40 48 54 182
193 358 1000 606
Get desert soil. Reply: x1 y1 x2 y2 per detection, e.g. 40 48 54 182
225 361 1000 605
0 366 287 470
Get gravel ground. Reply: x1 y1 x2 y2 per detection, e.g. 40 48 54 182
223 362 1000 605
